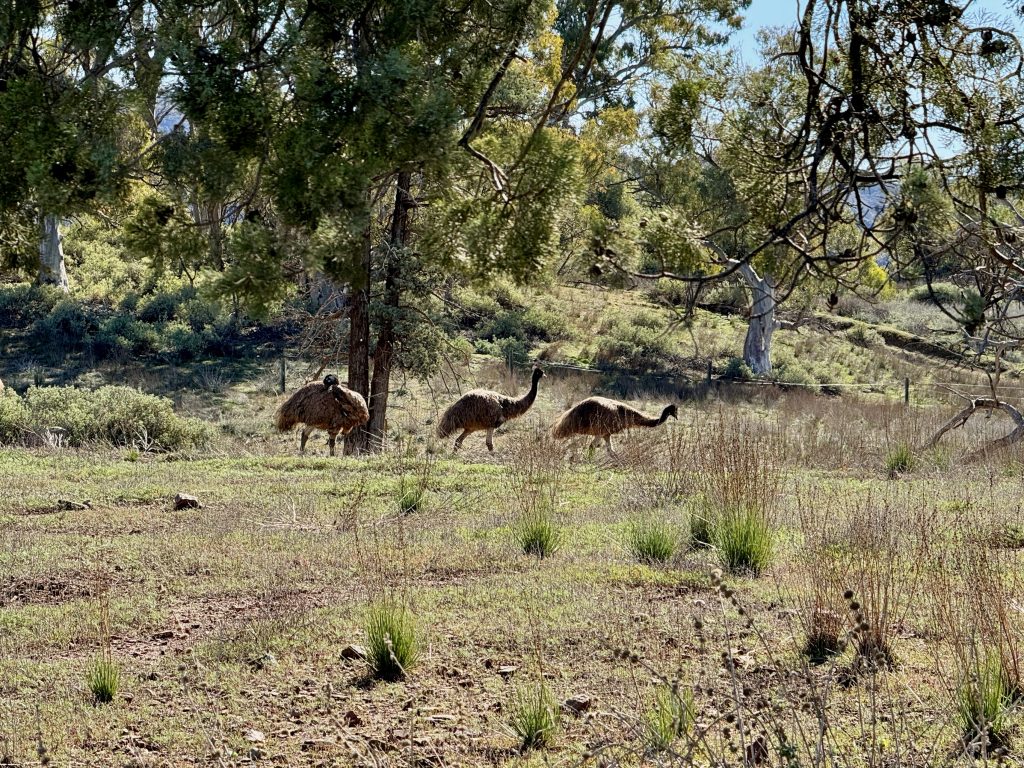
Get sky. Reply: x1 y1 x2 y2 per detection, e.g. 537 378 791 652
730 0 1022 63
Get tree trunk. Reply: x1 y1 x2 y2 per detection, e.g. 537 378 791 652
366 170 414 452
344 222 373 455
37 214 69 292
738 263 777 375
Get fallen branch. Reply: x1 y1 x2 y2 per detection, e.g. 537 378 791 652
927 394 1024 462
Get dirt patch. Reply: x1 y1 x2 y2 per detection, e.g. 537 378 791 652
0 570 110 607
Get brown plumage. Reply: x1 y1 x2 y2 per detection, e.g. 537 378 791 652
551 397 678 455
275 375 369 456
436 366 545 451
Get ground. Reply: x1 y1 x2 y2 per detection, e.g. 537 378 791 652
3 369 1024 767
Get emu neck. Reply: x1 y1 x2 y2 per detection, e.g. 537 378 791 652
504 375 540 419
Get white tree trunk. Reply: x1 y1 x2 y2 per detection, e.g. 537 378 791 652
737 263 777 375
37 214 69 292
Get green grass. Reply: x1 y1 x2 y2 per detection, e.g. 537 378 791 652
513 508 562 559
626 517 679 564
509 683 559 751
713 504 774 576
646 684 694 752
86 657 121 703
885 443 915 476
955 655 1013 753
397 476 427 514
365 601 419 681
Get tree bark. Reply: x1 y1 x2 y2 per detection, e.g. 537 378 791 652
37 214 69 292
738 263 777 375
366 170 414 452
344 222 373 455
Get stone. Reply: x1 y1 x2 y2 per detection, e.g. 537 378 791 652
174 493 202 510
244 729 265 743
340 644 367 661
342 710 362 727
563 695 593 715
496 665 518 679
57 499 90 511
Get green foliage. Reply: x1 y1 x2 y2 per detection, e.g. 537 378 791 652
86 657 121 704
723 357 755 381
954 654 1013 752
845 323 885 349
514 507 562 559
626 517 679 564
594 312 682 373
885 443 915 476
646 685 694 752
910 282 962 305
509 683 559 751
689 507 716 549
0 387 210 450
365 601 419 681
397 477 427 515
713 504 775 576
0 284 61 327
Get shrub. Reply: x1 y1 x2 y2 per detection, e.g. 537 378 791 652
802 606 844 664
594 317 681 373
646 685 693 752
365 601 419 681
137 287 197 323
723 357 755 381
713 504 775 576
86 657 120 703
910 282 961 305
397 476 427 514
885 443 915 476
514 507 562 559
1 386 210 450
845 323 885 349
31 299 101 352
955 654 1013 753
626 517 679 564
509 683 559 751
0 284 60 327
159 320 207 363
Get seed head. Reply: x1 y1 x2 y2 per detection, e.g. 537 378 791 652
843 589 854 600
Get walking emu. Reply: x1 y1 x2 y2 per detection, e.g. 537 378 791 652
436 366 545 451
551 397 677 455
275 375 369 456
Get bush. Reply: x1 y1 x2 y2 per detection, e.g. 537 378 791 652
646 278 693 307
845 323 885 349
802 607 844 664
509 683 559 751
626 517 679 564
646 685 693 752
31 299 101 352
514 507 562 559
0 284 60 328
910 282 961 305
365 601 419 681
86 657 120 703
0 386 210 450
713 504 775 576
137 287 197 323
723 357 755 381
595 316 681 373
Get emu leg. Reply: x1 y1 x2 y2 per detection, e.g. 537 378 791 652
604 435 617 456
453 430 471 451
300 426 313 454
328 431 339 457
485 428 495 452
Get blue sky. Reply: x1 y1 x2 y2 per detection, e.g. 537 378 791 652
730 0 1022 62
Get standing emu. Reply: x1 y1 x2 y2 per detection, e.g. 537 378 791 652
436 366 545 452
551 397 677 455
275 375 369 456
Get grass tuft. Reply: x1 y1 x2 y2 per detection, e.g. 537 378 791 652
884 442 915 476
509 683 559 751
955 654 1013 754
626 517 679 564
713 504 774 576
514 508 562 559
365 601 419 681
86 657 120 703
397 477 427 514
645 684 693 752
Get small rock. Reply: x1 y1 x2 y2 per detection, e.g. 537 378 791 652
174 493 202 510
496 665 518 679
342 710 362 727
563 695 593 715
244 729 265 743
248 747 265 761
57 499 90 511
152 630 174 640
340 644 367 661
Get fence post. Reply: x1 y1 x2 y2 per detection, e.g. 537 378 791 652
904 376 910 405
279 357 286 394
706 359 713 388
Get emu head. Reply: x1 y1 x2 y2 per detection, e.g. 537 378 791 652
531 366 545 383
663 404 679 420
323 374 340 389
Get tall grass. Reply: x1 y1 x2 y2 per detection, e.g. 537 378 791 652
508 683 559 751
514 507 562 558
645 684 693 751
365 601 419 681
626 517 678 564
954 654 1013 753
713 503 774 576
86 656 120 703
